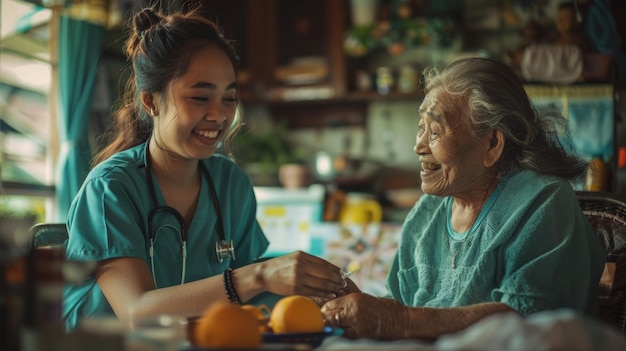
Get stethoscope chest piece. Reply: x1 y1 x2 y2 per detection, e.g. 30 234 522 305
216 239 235 263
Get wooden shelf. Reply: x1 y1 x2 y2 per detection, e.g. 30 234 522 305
242 90 422 106
345 90 424 102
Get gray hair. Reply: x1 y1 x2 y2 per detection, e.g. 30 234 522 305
421 57 587 181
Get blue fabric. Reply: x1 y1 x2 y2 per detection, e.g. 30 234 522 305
386 170 606 316
62 143 269 330
56 15 104 221
585 0 626 80
567 96 614 162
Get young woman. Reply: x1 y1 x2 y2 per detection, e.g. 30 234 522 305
62 4 346 330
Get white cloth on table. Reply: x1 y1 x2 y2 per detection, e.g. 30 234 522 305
317 309 626 350
435 309 626 351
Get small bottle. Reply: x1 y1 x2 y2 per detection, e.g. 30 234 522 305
397 64 417 93
585 158 609 192
376 66 394 95
355 69 372 91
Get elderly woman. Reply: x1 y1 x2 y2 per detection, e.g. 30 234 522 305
322 58 606 340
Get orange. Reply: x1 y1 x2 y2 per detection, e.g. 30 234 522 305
241 304 271 319
194 301 261 349
241 304 272 333
269 295 325 333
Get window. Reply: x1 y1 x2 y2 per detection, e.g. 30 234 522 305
1 0 55 224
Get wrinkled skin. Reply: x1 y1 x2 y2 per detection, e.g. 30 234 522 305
321 293 407 340
309 277 361 306
320 293 515 340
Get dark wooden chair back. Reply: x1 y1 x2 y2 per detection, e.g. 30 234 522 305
576 191 626 335
29 223 68 248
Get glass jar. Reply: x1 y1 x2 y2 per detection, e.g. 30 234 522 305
376 66 394 95
397 64 418 93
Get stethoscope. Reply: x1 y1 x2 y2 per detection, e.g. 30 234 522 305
144 142 235 286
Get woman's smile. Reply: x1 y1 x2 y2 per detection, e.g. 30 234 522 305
193 127 222 145
421 162 441 172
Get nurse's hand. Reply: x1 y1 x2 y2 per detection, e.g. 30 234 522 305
260 251 346 298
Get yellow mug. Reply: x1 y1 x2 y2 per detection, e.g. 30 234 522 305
339 193 382 225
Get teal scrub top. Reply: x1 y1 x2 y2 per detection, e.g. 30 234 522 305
62 143 270 330
386 170 606 316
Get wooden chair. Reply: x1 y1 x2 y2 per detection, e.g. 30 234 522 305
29 223 68 248
576 191 626 335
28 223 97 286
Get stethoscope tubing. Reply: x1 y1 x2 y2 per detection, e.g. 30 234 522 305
143 141 231 287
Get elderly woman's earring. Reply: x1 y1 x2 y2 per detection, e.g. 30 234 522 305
150 108 158 117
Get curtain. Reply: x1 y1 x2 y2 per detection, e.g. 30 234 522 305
55 4 106 220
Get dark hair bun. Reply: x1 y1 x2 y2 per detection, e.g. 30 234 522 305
133 8 162 35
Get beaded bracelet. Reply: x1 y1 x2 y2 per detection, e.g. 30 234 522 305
223 268 243 304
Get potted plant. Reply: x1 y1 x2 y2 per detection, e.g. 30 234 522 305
233 121 309 188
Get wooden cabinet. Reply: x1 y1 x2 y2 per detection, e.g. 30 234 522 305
207 0 346 103
236 0 423 104
242 0 348 103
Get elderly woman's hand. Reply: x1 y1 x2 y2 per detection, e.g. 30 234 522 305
321 293 407 340
310 277 361 306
